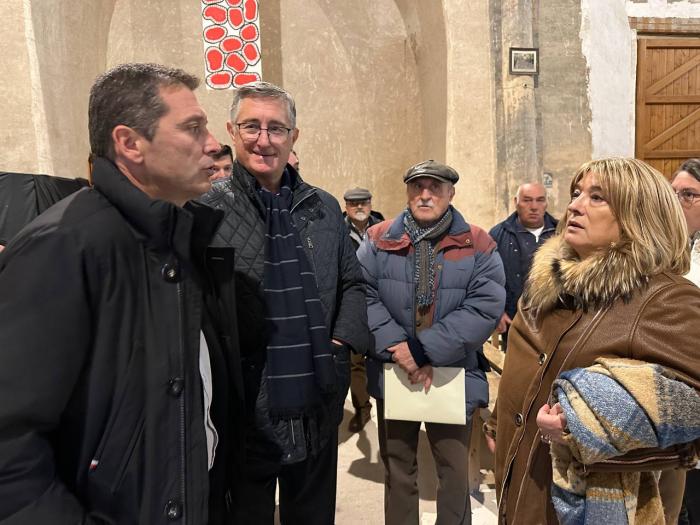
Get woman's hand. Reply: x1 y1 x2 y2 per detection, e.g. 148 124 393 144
485 433 496 454
536 403 567 445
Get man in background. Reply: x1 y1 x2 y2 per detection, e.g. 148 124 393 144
210 144 234 181
343 187 383 432
357 160 505 525
671 159 700 525
489 182 557 349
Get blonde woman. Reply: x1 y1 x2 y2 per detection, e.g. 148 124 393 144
485 158 700 524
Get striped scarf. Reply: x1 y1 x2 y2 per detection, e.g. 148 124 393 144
257 171 335 418
551 358 700 525
403 207 453 307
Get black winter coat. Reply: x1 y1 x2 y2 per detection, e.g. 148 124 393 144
201 162 370 463
0 158 241 524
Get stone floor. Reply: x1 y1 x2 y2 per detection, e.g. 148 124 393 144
333 397 498 525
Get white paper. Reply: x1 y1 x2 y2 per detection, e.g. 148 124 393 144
383 364 466 425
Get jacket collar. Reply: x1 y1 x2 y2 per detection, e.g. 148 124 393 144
231 161 315 212
521 234 649 324
91 157 222 261
378 206 472 252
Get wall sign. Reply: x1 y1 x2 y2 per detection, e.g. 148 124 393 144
201 0 262 89
509 47 539 76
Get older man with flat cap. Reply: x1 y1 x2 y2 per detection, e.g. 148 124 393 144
343 187 384 432
357 160 505 525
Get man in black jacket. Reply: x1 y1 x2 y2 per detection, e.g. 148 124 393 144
0 63 240 524
202 82 370 524
488 182 557 350
342 187 383 432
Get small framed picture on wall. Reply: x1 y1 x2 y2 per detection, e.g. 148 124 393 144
509 48 539 75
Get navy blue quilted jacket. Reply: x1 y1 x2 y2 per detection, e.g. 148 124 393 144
201 162 369 463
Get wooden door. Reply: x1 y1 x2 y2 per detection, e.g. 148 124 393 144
636 37 700 178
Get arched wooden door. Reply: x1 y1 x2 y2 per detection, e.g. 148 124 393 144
636 37 700 178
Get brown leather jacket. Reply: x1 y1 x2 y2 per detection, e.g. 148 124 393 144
488 237 700 525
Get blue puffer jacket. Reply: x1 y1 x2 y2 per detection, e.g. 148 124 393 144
357 208 506 419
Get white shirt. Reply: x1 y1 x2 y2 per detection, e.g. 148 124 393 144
199 331 218 470
525 225 545 243
686 237 700 288
684 238 700 469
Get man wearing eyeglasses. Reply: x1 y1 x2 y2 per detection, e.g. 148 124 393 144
672 159 700 288
201 82 369 524
671 159 700 525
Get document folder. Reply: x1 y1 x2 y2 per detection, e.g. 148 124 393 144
383 364 466 425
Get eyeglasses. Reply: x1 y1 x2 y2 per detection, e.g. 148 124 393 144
236 122 292 143
675 189 700 207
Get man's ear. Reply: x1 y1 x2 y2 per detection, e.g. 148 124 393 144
112 125 145 164
291 127 299 145
226 121 236 144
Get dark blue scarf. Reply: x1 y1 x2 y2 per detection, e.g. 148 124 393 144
257 171 335 418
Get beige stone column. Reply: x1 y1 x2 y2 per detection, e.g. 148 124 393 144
442 0 499 229
494 0 540 219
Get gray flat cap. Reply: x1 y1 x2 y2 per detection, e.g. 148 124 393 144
403 160 459 185
343 187 372 201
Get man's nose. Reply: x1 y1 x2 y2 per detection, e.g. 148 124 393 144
205 131 220 154
255 129 272 146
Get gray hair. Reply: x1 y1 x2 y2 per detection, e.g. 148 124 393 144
89 63 199 159
515 181 546 202
673 158 700 183
229 81 296 128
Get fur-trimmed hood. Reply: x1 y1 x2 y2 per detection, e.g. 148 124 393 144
521 235 649 323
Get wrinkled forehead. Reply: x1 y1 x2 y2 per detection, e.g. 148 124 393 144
518 184 546 200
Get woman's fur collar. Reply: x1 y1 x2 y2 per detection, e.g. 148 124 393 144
521 235 649 323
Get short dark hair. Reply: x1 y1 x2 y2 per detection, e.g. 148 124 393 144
88 63 200 159
673 158 700 183
213 144 233 161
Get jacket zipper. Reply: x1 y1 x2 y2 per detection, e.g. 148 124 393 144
291 188 318 287
500 307 607 522
290 188 317 214
176 282 187 525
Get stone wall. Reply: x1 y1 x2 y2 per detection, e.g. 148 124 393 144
3 0 698 229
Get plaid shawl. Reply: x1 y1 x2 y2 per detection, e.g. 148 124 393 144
257 171 336 418
551 358 700 525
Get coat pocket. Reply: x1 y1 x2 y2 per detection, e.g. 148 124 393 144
87 360 146 514
332 342 351 422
